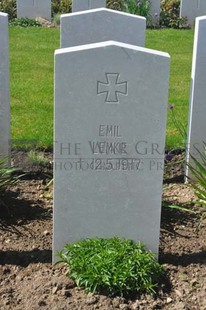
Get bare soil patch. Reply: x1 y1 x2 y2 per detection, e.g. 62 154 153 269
0 150 206 310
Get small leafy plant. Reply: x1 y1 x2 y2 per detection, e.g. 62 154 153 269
0 158 18 193
9 18 41 27
27 150 49 166
160 0 189 29
57 237 163 296
187 143 206 229
121 0 150 17
168 103 187 145
52 0 72 16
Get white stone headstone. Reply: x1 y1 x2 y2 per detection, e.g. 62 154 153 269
186 16 206 179
17 0 51 21
150 0 160 22
60 8 146 48
72 0 106 12
53 40 170 262
180 0 206 25
0 13 10 161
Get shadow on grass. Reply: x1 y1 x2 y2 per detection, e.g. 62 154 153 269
0 249 52 266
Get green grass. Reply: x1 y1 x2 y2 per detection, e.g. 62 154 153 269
10 27 59 147
10 27 194 149
146 29 194 149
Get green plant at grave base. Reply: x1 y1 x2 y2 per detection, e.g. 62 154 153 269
57 237 164 296
52 13 61 26
160 0 189 29
0 159 18 193
186 143 206 230
0 0 16 20
27 150 50 167
162 189 195 213
9 18 42 28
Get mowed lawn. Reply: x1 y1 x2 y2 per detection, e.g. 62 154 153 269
9 27 194 149
10 27 59 147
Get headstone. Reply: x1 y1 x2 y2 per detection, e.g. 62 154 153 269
60 8 146 48
17 0 51 21
53 40 170 262
0 13 10 161
150 0 161 22
180 0 206 25
186 16 206 179
72 0 106 12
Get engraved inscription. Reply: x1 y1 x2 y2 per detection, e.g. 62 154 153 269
89 141 128 155
99 125 122 137
97 73 128 103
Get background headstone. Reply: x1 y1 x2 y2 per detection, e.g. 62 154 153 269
180 0 206 25
186 16 206 179
0 13 10 161
53 40 170 262
17 0 51 21
72 0 106 12
61 8 146 48
150 0 161 22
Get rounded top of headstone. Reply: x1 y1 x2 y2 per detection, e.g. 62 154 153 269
61 8 146 21
56 40 170 60
0 12 8 17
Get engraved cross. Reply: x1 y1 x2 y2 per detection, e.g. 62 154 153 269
197 0 200 9
97 73 128 103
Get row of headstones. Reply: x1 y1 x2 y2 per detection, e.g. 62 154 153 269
54 11 206 259
180 0 206 25
15 0 206 26
16 0 161 22
0 8 205 260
